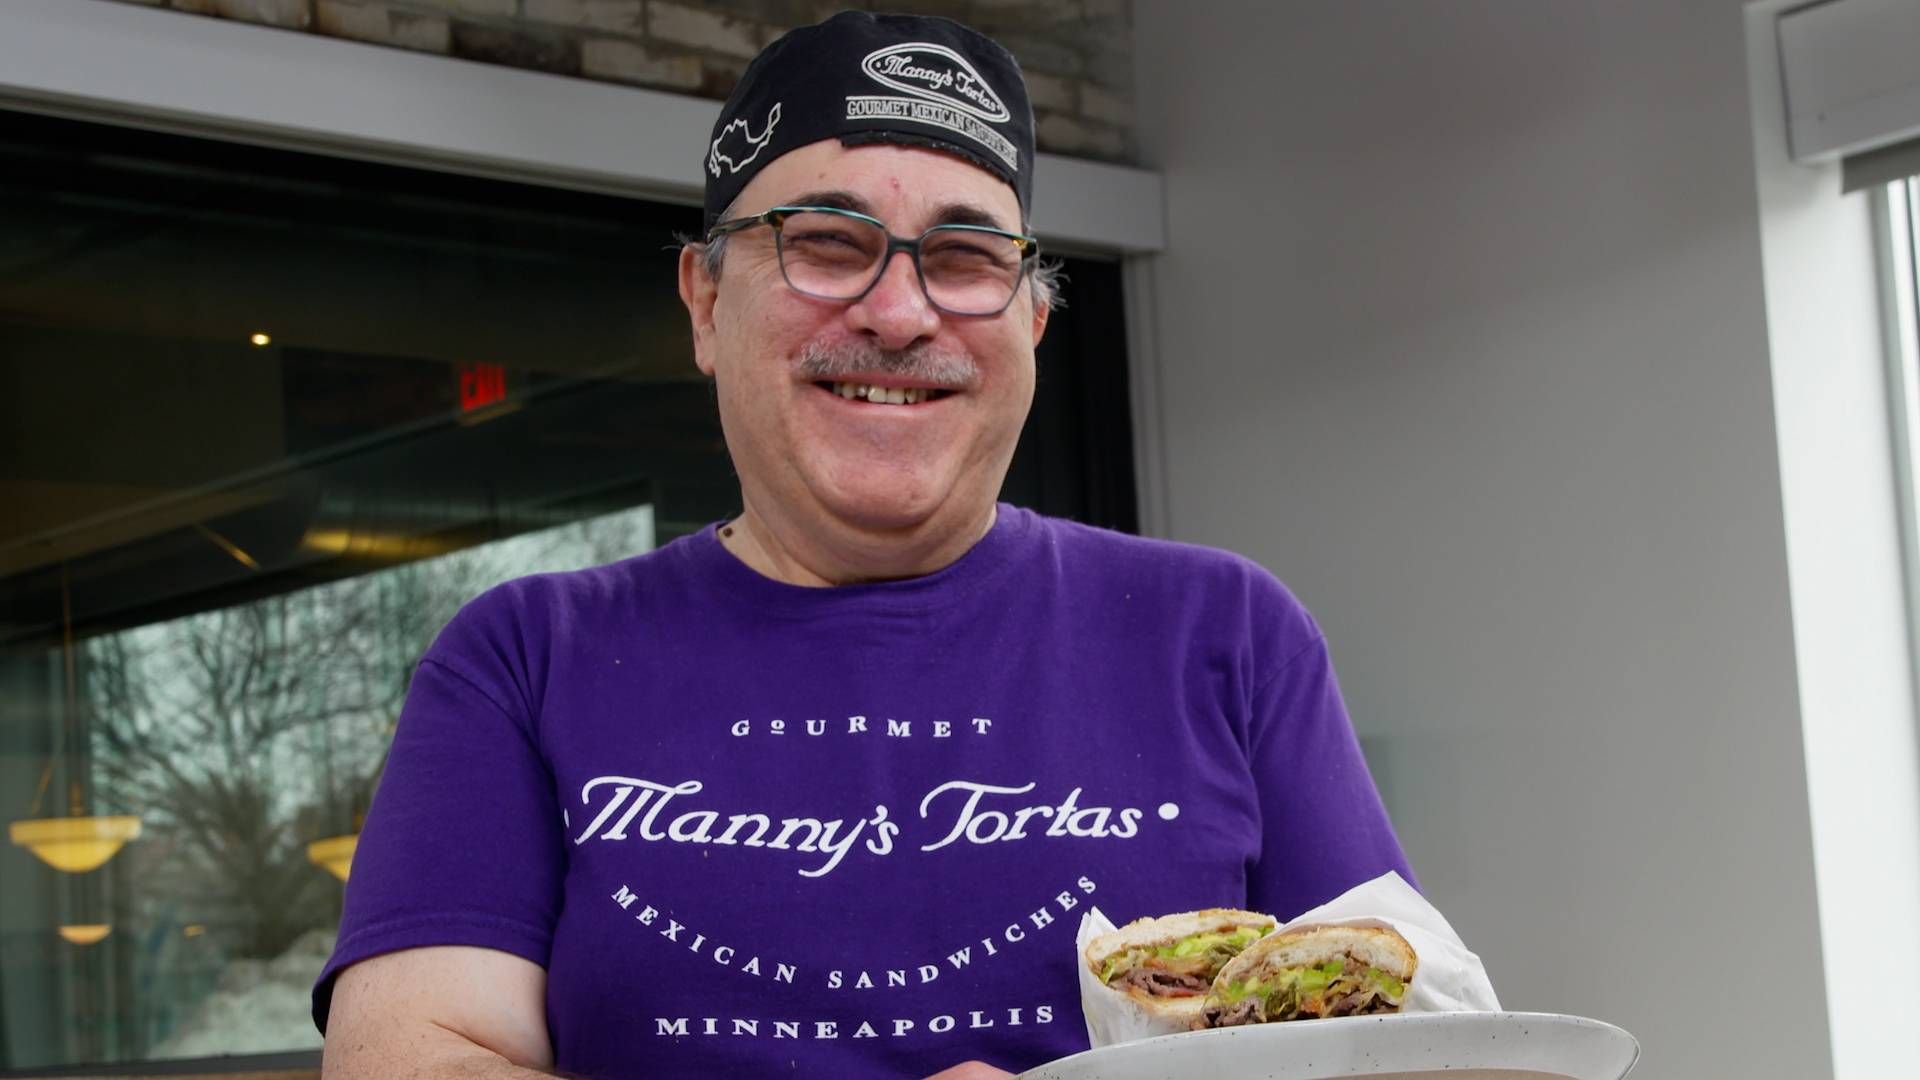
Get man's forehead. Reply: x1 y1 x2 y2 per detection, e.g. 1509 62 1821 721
734 139 1023 227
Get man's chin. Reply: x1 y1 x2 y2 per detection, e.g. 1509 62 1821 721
813 480 959 537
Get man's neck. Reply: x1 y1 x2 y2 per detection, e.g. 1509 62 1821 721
717 500 998 587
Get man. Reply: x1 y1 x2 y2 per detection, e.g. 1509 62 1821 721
314 12 1411 1080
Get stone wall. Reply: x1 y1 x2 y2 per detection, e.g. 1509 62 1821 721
106 0 1135 161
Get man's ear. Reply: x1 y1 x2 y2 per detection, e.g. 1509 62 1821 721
1029 287 1052 350
678 244 720 377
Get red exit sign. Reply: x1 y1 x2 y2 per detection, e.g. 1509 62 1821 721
458 362 508 412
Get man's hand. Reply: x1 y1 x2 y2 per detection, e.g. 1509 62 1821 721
921 1063 1016 1080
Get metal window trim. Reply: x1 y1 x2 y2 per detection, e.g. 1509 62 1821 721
1122 254 1171 539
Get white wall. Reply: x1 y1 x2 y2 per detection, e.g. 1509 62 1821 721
1134 2 1831 1077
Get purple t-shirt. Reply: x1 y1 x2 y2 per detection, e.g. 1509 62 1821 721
313 506 1411 1078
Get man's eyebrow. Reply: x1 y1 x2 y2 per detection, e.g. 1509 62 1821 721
783 190 871 215
930 202 1016 232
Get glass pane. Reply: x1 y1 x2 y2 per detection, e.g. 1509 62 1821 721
92 506 654 1061
0 107 1133 1072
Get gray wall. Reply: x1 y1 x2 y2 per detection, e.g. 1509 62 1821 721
1133 2 1829 1078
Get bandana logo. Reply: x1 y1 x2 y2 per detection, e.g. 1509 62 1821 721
859 43 1011 124
708 101 782 178
845 96 1018 171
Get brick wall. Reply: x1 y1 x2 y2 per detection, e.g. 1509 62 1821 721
106 0 1135 162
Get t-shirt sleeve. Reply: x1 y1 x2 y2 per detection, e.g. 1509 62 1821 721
1243 632 1417 920
310 600 565 1033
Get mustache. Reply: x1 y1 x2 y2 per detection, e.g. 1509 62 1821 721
795 339 979 389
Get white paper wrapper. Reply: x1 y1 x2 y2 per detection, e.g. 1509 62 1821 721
1272 870 1501 1016
1073 904 1167 1048
1075 871 1499 1050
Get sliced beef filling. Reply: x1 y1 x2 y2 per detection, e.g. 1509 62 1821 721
1117 966 1211 998
1325 989 1384 1017
1203 988 1397 1027
1200 996 1265 1029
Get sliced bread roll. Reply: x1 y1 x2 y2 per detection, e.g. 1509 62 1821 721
1200 924 1417 1028
1084 909 1277 1024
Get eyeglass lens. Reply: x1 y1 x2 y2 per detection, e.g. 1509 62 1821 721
775 211 1025 315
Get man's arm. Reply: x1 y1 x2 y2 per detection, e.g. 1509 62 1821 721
1244 632 1414 918
323 946 1012 1080
321 946 556 1079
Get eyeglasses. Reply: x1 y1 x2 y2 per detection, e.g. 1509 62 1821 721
705 205 1039 317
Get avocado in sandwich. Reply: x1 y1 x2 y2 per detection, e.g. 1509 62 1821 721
1198 924 1416 1028
1085 909 1277 1024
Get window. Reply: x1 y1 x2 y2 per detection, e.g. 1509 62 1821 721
0 109 1135 1074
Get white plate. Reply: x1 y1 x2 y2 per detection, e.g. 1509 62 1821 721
1016 1012 1639 1080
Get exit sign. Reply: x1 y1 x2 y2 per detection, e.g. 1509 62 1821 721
458 362 507 412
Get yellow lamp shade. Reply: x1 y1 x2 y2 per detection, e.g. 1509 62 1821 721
307 834 358 881
58 924 112 946
9 815 142 873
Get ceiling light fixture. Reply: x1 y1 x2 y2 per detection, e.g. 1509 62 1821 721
8 565 143 874
57 924 112 946
10 815 142 874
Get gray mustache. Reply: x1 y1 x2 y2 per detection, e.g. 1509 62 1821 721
796 340 978 389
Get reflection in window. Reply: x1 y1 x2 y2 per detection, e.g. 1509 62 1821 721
73 505 652 1060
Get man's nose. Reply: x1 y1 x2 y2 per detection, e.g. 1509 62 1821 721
845 249 941 349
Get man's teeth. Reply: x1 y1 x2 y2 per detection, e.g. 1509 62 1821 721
830 382 937 405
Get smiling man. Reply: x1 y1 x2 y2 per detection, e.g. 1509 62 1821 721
685 134 1043 586
314 12 1412 1080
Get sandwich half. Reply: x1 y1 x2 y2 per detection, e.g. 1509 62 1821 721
1198 923 1416 1027
1085 909 1277 1025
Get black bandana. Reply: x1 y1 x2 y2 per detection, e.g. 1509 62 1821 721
702 11 1036 230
